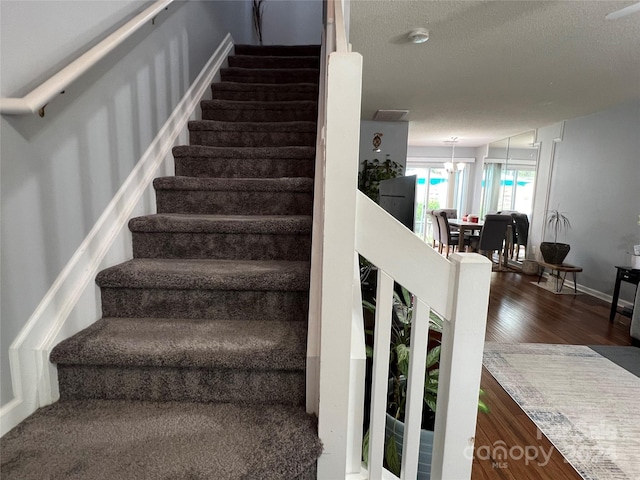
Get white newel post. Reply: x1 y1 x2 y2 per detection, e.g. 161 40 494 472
316 50 363 479
431 252 492 480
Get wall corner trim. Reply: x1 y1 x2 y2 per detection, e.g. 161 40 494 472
1 34 234 437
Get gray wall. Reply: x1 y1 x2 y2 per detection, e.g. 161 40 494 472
543 100 640 301
359 121 409 172
0 0 252 407
260 0 322 45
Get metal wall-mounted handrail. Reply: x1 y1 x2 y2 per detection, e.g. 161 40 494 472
0 0 174 117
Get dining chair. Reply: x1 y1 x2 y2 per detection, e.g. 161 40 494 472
438 209 460 233
439 209 457 219
510 213 529 260
426 210 441 249
436 211 467 257
469 214 512 265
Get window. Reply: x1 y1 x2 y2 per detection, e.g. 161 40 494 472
481 131 538 218
407 166 450 243
481 163 536 217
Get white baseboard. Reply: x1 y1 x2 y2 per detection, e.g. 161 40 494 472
1 34 234 437
537 271 633 308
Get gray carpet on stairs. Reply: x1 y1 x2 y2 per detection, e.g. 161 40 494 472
211 82 318 102
173 145 315 178
129 214 312 260
154 177 314 215
227 55 320 69
1 43 323 479
201 99 317 122
1 400 322 480
188 120 317 147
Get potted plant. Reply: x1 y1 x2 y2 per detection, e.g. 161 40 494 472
539 207 571 264
358 155 404 202
362 287 488 478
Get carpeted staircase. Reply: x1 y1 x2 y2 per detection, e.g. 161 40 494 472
1 44 323 479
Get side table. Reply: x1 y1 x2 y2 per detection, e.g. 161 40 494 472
537 261 582 293
609 266 640 322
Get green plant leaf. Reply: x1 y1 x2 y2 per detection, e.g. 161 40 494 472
362 428 370 464
400 286 412 308
362 300 376 313
426 345 441 368
385 433 401 476
424 384 439 395
366 345 373 359
396 344 410 377
429 310 444 332
425 395 438 413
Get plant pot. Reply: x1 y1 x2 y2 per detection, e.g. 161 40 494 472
539 242 570 265
385 413 434 479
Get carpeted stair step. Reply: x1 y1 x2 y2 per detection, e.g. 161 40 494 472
96 258 310 320
51 317 307 404
211 82 319 101
201 99 317 122
0 399 322 480
154 177 314 215
129 213 312 260
173 145 315 178
228 55 320 69
221 67 319 84
189 120 316 147
235 44 321 57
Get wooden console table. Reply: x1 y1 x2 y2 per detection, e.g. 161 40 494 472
609 266 640 322
537 261 583 293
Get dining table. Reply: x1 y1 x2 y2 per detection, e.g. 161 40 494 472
448 218 484 252
448 218 512 269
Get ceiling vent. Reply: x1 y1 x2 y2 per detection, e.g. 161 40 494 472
373 109 409 121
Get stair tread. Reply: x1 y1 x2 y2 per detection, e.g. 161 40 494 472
96 258 310 290
172 145 315 159
222 67 319 72
234 44 321 56
153 176 313 192
229 55 319 61
228 56 320 69
201 99 317 110
188 119 316 132
51 317 307 370
0 399 322 479
129 213 312 234
213 81 318 92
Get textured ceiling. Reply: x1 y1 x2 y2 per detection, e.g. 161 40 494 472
349 0 640 147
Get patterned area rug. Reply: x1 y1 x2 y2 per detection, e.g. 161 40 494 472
483 343 640 480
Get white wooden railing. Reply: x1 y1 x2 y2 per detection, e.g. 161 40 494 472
309 1 493 479
0 0 174 116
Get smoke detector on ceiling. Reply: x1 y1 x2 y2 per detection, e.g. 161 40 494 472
373 109 409 121
407 28 430 44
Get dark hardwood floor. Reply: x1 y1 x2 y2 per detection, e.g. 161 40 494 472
471 270 633 479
